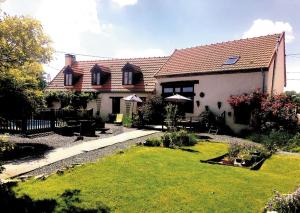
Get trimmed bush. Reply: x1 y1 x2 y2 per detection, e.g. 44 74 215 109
144 138 162 147
264 187 300 213
162 130 198 148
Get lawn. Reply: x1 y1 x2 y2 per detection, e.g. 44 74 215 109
14 142 300 213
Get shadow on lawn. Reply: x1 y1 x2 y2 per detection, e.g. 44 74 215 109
179 148 199 153
0 183 110 213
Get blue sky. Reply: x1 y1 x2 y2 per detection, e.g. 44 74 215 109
1 0 300 91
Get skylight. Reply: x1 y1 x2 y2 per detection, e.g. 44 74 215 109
224 56 240 65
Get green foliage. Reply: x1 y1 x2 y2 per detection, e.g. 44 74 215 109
247 130 294 151
165 104 179 129
285 90 300 112
228 89 299 133
285 133 300 153
0 14 53 118
0 134 14 173
122 116 132 128
144 137 162 147
228 142 271 162
264 187 300 213
162 130 198 148
138 95 165 125
44 91 96 109
198 110 216 128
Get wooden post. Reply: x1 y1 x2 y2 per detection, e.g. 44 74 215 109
50 109 55 130
21 118 27 135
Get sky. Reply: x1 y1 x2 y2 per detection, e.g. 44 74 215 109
0 0 300 91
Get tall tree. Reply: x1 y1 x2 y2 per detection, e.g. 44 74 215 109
0 13 53 118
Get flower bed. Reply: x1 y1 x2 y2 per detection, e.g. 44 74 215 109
200 142 271 170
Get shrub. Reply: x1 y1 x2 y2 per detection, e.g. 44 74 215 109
44 91 97 109
284 133 300 153
228 89 299 133
161 133 171 148
165 104 179 129
144 138 162 147
0 134 14 173
138 95 165 125
228 142 271 162
122 116 132 128
198 110 215 129
161 130 198 148
247 130 299 152
0 134 14 153
264 187 300 213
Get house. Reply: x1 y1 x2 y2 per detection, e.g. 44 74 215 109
155 33 286 132
46 33 286 132
46 56 169 118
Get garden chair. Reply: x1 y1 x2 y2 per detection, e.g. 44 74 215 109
114 114 123 125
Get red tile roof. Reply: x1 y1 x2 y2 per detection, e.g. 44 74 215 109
155 34 282 77
47 56 169 92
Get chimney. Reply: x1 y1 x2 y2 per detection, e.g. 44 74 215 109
65 54 76 66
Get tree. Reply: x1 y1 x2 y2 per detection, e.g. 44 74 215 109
0 13 53 118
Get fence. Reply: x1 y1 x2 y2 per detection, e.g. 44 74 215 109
0 108 93 135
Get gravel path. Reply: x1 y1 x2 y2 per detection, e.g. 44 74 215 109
7 124 133 149
24 132 163 177
198 133 259 145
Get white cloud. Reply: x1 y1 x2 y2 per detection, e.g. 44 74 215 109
112 0 138 7
243 19 295 43
115 48 165 58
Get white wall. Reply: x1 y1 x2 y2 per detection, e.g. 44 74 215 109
92 92 152 121
156 72 265 133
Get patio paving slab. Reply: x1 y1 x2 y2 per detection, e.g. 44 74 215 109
0 129 158 180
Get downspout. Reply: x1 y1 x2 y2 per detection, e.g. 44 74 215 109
271 37 280 96
261 68 265 93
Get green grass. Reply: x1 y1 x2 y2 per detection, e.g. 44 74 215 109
14 142 300 212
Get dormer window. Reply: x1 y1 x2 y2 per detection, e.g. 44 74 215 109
91 64 110 86
92 70 101 85
122 63 142 85
65 73 73 86
64 66 73 86
123 70 133 85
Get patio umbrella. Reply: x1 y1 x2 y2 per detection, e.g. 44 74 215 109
165 94 192 103
123 94 143 117
123 94 143 103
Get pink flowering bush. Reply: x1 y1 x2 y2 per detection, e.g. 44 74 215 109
228 89 299 132
264 187 300 212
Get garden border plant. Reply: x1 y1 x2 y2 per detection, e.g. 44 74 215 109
201 141 272 170
228 89 300 153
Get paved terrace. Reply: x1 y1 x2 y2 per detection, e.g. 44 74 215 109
0 129 158 179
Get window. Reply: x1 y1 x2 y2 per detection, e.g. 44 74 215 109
65 73 72 86
175 87 181 93
111 97 121 114
92 71 101 85
224 56 240 65
182 86 193 93
162 84 195 113
234 105 251 124
123 71 133 85
163 87 173 93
